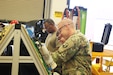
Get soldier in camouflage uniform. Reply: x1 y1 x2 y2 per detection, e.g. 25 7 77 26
51 19 91 75
44 19 62 74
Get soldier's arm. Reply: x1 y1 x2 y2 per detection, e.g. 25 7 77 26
51 35 81 65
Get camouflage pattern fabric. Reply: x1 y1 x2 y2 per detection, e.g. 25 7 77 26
52 30 91 75
45 31 61 52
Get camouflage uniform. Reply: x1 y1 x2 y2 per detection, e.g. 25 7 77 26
45 31 61 52
45 31 62 73
52 30 91 75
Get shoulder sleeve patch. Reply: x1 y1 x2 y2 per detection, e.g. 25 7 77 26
62 43 69 48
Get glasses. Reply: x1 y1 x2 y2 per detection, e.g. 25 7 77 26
56 23 73 36
56 25 66 36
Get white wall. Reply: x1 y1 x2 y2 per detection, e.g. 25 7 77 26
69 0 113 47
50 0 67 24
0 0 44 22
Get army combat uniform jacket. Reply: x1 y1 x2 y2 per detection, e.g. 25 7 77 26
52 31 91 75
45 31 61 52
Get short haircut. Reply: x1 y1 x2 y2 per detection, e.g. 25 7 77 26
44 19 55 26
57 18 76 29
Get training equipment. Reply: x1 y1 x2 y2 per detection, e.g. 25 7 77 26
92 23 112 52
0 24 50 75
101 23 112 45
35 41 57 70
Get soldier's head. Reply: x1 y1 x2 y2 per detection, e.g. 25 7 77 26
43 19 57 33
57 18 76 43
